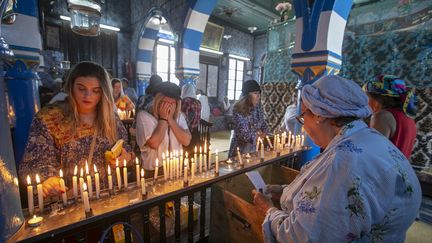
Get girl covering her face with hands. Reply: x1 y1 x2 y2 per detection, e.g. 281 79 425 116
136 82 191 171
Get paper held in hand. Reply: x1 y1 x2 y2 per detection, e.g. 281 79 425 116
245 171 270 197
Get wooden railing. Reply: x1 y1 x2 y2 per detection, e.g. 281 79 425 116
10 147 306 243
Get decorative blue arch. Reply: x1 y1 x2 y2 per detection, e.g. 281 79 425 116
176 0 218 86
135 7 174 95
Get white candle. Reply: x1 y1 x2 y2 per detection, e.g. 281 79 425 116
256 137 260 153
199 146 203 173
79 168 84 199
291 135 295 148
169 152 173 180
208 146 212 170
175 150 179 178
184 158 188 184
85 161 93 197
260 139 265 160
82 182 91 213
194 146 197 175
154 158 159 182
301 135 305 146
162 152 167 181
191 158 195 181
59 169 67 206
215 149 219 174
123 160 128 189
72 165 78 200
180 149 183 176
94 165 100 199
135 157 140 186
266 136 273 149
107 165 113 190
140 169 146 195
116 159 122 190
237 147 243 166
35 174 43 213
273 134 277 151
26 175 34 215
288 131 292 147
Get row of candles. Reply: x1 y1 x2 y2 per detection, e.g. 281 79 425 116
117 108 135 120
25 134 304 218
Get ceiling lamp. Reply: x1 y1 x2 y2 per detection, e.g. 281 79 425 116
67 0 102 36
248 26 257 34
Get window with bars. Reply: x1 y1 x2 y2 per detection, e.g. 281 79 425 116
156 42 180 85
197 63 218 97
227 58 244 101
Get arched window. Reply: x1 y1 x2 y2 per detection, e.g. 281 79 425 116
156 39 179 85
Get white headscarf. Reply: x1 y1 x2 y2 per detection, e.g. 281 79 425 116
301 75 371 118
181 83 196 99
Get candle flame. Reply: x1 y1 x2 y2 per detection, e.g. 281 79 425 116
180 149 183 156
215 149 219 154
85 161 89 174
35 174 40 184
123 159 127 167
116 158 119 167
185 152 188 158
194 146 197 153
60 169 63 178
135 157 139 165
83 182 87 191
155 158 159 167
108 165 111 175
199 146 202 153
74 165 78 175
26 175 31 185
162 152 166 159
93 164 98 173
141 168 144 178
80 168 84 177
33 215 36 219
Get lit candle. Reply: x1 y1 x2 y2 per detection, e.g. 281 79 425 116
194 146 197 175
107 165 113 191
237 147 243 166
94 165 100 199
85 161 93 197
273 134 277 151
140 168 146 195
184 158 189 184
154 158 159 182
132 108 135 117
199 146 203 173
123 160 128 189
291 135 295 148
191 158 195 181
175 150 179 178
180 149 183 176
215 149 219 175
59 169 67 206
79 168 84 199
204 141 208 172
260 139 265 161
72 165 78 200
169 152 173 180
301 135 305 146
288 131 292 147
135 157 140 186
266 136 273 149
116 159 122 190
35 174 43 213
162 152 167 181
82 182 91 213
256 137 260 153
26 175 34 216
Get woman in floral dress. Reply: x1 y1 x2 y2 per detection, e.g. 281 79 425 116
228 80 268 158
19 61 133 197
253 75 421 242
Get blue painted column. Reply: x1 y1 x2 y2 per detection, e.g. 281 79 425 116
291 0 353 163
176 0 218 87
0 0 24 241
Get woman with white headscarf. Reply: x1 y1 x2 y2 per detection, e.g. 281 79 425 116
252 75 421 242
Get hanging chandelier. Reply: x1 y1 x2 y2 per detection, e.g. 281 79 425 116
67 0 102 36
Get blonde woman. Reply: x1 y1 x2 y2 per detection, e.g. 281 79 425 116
19 61 133 197
136 82 191 171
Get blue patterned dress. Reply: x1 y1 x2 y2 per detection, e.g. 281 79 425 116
228 105 268 158
263 120 421 242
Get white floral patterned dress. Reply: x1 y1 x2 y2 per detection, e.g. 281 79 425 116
263 120 421 243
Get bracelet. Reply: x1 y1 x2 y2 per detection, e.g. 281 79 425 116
159 118 168 122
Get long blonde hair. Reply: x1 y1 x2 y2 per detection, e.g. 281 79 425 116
233 94 254 116
152 93 181 120
63 61 117 143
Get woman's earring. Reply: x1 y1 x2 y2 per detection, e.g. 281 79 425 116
316 120 320 124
